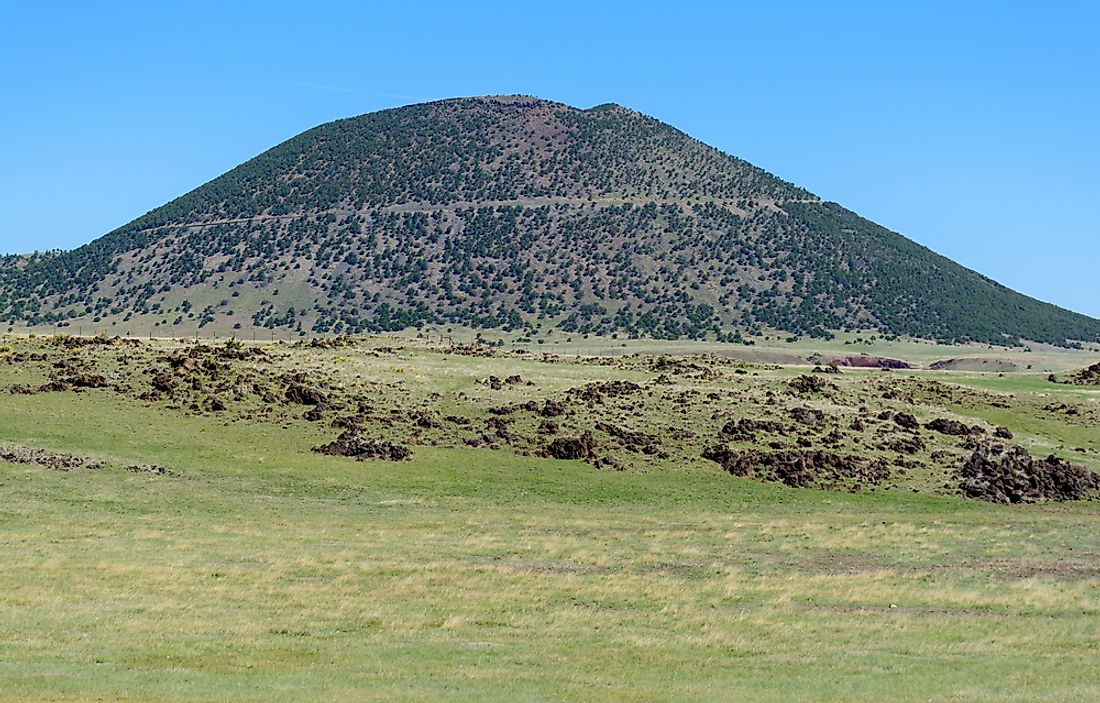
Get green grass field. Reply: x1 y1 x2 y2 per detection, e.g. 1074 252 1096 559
1 335 1098 701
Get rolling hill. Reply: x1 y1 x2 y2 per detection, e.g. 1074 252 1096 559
3 95 1098 347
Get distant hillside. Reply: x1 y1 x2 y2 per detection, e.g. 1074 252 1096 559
3 95 1098 346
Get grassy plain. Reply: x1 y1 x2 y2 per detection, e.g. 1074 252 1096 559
0 334 1098 701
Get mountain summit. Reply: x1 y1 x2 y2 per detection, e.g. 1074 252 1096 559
3 95 1098 345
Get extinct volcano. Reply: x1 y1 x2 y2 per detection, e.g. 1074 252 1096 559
3 95 1098 346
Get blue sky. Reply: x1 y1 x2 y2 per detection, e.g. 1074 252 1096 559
2 1 1097 316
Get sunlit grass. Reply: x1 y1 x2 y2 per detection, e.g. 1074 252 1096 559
0 337 1097 701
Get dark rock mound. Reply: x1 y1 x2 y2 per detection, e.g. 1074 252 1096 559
151 372 177 393
542 432 597 461
893 412 919 430
926 418 983 436
960 443 1100 502
788 375 833 393
540 399 567 417
313 431 411 461
285 382 328 406
1060 362 1100 386
64 374 109 389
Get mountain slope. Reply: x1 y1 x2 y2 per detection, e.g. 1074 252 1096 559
3 95 1098 346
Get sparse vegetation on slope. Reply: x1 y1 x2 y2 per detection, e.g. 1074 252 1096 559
3 96 1099 347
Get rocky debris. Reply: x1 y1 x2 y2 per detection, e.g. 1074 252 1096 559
647 356 716 376
537 419 560 435
879 386 915 403
2 351 47 365
159 343 265 381
926 418 983 436
151 372 177 393
8 384 35 395
450 344 498 358
1043 402 1081 416
298 336 358 349
414 411 442 429
812 365 842 374
1 444 175 476
485 417 525 444
47 334 120 349
539 399 566 417
829 355 912 370
285 381 328 406
480 374 529 390
125 463 174 476
595 422 664 456
959 443 1100 502
464 432 500 449
994 426 1014 439
566 380 642 405
203 396 227 413
216 345 266 362
788 374 833 393
63 374 108 389
594 455 624 470
312 431 411 461
882 434 925 455
788 407 826 426
1054 362 1100 386
893 413 919 430
542 432 597 461
702 446 890 488
164 354 226 379
485 400 539 417
720 417 786 441
0 445 104 471
332 414 365 430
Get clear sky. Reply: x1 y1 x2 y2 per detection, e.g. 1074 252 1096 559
2 1 1097 316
